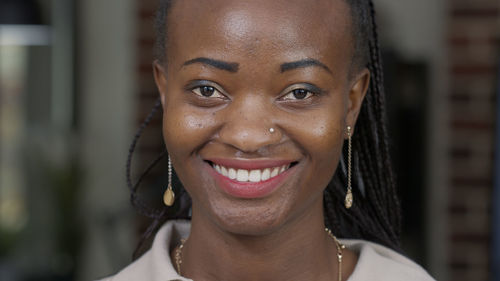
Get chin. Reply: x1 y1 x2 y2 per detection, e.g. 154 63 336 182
192 184 322 238
208 200 293 236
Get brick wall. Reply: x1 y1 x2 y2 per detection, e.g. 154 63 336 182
134 0 164 185
136 0 162 159
447 0 499 280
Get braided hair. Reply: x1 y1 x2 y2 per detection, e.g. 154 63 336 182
127 0 402 258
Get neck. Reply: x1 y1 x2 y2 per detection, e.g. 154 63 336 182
180 201 341 281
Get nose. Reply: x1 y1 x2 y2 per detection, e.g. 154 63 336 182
218 96 281 153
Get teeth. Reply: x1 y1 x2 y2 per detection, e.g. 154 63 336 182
237 169 249 181
228 168 237 179
261 168 271 181
221 166 228 177
213 163 291 183
271 167 279 177
248 170 261 182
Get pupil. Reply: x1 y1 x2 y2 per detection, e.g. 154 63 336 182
201 86 215 97
293 89 308 99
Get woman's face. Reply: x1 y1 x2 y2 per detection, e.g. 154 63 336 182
155 0 369 235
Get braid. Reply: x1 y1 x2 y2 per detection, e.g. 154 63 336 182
323 0 401 250
127 0 402 255
368 0 401 240
126 98 191 259
126 98 164 218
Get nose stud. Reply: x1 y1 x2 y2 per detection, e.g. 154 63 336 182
269 128 275 133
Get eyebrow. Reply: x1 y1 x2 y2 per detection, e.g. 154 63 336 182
183 57 239 73
280 59 332 74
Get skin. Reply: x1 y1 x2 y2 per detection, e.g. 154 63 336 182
153 0 370 280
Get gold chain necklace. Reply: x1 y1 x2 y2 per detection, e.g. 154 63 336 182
175 228 345 281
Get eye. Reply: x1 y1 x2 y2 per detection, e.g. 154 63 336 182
192 85 225 99
281 88 314 101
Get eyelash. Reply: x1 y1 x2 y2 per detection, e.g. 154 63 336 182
279 84 324 102
281 89 314 101
186 80 324 102
187 81 228 100
192 85 226 99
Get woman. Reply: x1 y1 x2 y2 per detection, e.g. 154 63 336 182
101 0 435 280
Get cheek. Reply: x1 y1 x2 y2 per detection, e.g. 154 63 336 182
162 102 220 200
309 117 343 169
285 106 345 182
162 101 217 159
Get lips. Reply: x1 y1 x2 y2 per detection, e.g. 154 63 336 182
205 158 297 199
213 163 291 182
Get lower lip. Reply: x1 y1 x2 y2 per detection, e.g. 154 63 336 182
206 163 296 199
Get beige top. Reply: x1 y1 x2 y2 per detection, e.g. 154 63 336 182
97 220 435 281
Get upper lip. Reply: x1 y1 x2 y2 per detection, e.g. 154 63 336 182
205 158 298 170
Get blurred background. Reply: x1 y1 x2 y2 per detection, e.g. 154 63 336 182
0 0 498 280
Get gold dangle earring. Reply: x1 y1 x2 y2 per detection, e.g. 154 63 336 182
163 155 175 206
344 126 353 209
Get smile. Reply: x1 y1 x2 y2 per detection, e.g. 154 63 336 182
212 163 291 183
205 159 298 199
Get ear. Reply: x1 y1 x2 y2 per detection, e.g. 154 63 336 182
346 68 370 137
153 60 168 106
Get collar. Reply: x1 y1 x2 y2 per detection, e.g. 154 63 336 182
103 220 434 281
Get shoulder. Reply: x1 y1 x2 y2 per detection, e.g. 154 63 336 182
342 239 436 281
94 220 192 281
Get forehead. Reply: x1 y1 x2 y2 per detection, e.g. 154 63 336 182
166 0 353 71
